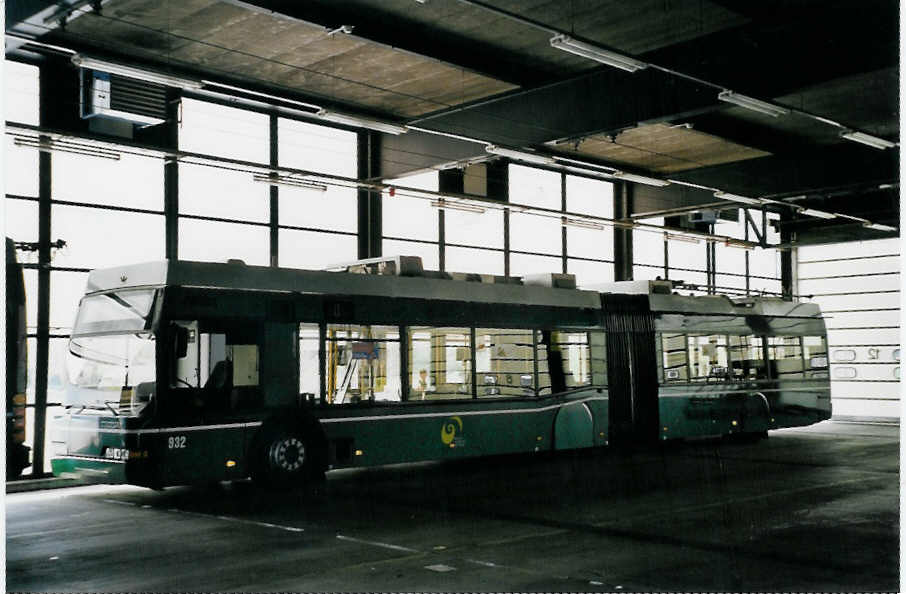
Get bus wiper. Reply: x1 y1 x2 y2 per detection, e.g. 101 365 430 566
103 401 121 416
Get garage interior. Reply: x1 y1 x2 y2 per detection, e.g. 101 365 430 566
4 0 900 592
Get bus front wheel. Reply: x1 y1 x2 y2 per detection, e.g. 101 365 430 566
252 424 323 490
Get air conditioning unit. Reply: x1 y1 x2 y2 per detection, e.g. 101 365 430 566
688 209 718 224
80 69 167 127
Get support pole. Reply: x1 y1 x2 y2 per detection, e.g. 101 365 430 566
613 182 633 281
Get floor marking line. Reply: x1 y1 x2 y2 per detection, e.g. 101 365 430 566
163 508 305 533
336 534 421 553
100 499 305 533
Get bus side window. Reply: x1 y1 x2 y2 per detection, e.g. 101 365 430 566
299 323 320 400
687 335 729 381
536 331 550 396
661 333 688 383
590 331 607 386
475 328 533 398
327 324 401 404
172 321 199 388
768 336 804 379
728 335 766 380
551 330 591 389
803 336 829 378
409 327 471 401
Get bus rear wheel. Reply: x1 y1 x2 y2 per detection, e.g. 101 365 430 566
253 425 323 490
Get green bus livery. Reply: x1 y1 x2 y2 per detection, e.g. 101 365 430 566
50 256 830 489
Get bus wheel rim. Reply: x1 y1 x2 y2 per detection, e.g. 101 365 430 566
270 436 305 472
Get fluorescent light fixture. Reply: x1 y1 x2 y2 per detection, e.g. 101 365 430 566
485 145 555 166
252 173 328 192
863 222 897 232
71 54 203 90
664 232 701 244
723 239 755 251
840 130 897 150
315 109 408 135
561 216 605 230
798 208 836 220
611 171 670 187
549 34 648 72
13 137 121 160
717 91 789 118
430 200 486 214
713 191 763 206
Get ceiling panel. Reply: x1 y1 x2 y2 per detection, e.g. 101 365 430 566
555 123 771 173
61 0 518 118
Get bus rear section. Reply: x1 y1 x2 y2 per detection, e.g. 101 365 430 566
653 292 831 440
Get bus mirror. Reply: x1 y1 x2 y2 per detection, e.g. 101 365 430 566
175 327 189 359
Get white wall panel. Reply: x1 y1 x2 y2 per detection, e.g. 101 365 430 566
797 239 900 419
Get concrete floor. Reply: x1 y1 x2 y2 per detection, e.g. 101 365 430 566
6 420 899 592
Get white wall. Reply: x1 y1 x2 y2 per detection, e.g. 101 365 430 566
798 238 900 419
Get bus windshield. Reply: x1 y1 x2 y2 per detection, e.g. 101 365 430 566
65 332 156 415
72 289 156 336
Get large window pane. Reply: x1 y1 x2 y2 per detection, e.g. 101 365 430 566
278 118 357 233
279 228 357 270
5 60 39 125
383 239 439 270
180 164 268 222
569 258 614 287
54 152 164 211
383 172 439 242
668 240 707 286
180 98 268 162
445 208 504 249
510 212 561 254
179 218 269 265
279 118 356 178
4 198 39 244
510 252 561 277
567 226 610 260
445 246 504 275
5 138 39 197
49 271 89 334
566 175 612 217
279 185 357 233
634 218 666 272
23 269 38 334
509 164 560 209
52 206 164 270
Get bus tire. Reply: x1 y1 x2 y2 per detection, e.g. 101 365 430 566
252 419 325 490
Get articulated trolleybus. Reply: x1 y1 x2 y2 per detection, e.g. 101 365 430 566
51 256 830 489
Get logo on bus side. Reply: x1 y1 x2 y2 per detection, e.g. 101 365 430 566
441 416 465 448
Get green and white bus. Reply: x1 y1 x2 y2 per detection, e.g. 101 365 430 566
50 256 831 489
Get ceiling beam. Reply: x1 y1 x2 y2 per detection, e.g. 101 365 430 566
220 0 549 87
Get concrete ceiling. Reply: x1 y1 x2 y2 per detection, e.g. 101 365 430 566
6 0 900 241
